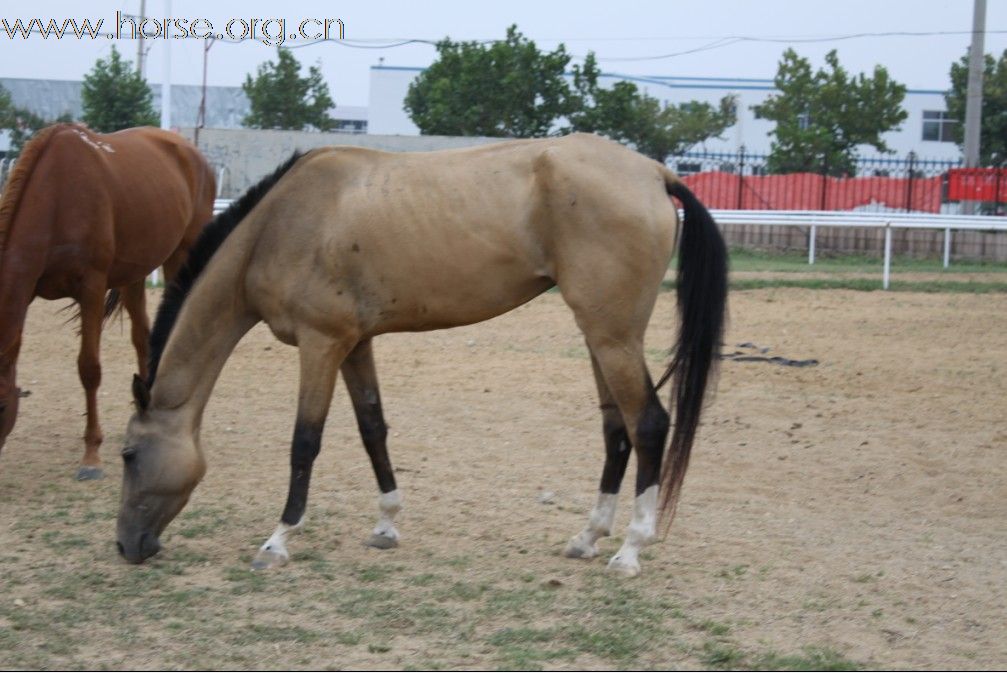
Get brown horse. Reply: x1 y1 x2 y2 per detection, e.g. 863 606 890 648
0 123 215 479
117 134 727 577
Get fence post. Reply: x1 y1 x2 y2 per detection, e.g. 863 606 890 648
883 223 893 290
943 227 952 268
904 151 917 212
736 145 746 210
819 157 829 210
996 161 1005 216
808 224 817 265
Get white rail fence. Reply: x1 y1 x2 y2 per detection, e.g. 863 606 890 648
177 201 1007 291
711 210 1007 288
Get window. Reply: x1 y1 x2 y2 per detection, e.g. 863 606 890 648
797 111 811 130
922 110 956 143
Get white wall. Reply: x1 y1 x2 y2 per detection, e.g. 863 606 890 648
368 66 962 161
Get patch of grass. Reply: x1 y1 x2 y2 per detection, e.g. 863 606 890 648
728 277 1007 293
354 564 401 583
752 646 862 671
488 627 557 647
702 640 746 668
231 624 322 645
693 618 731 636
222 567 268 594
726 248 1007 275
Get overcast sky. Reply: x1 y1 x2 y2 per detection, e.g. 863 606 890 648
3 0 1006 107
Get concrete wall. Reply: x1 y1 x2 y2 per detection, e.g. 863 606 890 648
180 127 506 197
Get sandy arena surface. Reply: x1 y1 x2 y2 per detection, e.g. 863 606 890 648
0 287 1004 670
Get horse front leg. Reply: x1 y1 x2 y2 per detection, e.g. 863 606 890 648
76 288 105 480
251 330 352 570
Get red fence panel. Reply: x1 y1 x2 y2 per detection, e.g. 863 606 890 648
946 168 1007 202
681 172 946 213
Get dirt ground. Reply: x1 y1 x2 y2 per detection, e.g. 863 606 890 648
0 287 1004 670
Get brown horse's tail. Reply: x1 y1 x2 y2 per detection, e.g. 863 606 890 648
103 288 123 325
658 173 728 525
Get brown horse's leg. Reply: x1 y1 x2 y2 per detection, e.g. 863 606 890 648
76 287 106 480
564 349 632 559
340 339 400 549
120 281 150 382
251 330 354 570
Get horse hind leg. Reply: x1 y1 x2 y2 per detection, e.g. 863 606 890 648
584 338 669 577
75 286 106 480
340 339 401 549
564 349 631 559
252 330 354 570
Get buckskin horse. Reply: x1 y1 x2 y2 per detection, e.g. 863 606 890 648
117 133 727 577
0 123 215 480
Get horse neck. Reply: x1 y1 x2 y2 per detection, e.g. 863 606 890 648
149 238 259 434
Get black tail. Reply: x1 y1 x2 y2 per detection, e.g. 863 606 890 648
659 178 728 524
145 151 304 387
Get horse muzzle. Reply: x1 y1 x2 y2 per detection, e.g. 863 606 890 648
116 532 161 564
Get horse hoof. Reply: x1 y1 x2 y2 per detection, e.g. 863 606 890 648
606 555 641 578
365 533 399 550
563 538 598 559
75 466 104 481
250 547 288 570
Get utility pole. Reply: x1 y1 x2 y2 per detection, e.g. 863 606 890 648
194 36 216 148
962 0 986 213
160 0 172 130
135 0 146 77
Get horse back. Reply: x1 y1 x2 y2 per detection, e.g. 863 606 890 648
29 126 214 289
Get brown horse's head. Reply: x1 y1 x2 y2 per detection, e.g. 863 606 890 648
0 364 20 453
116 376 205 563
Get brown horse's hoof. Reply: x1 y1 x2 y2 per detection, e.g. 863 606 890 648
75 465 105 481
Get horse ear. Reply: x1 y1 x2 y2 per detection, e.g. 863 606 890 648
132 374 150 412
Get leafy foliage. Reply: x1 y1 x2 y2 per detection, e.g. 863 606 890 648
404 25 573 138
0 85 73 158
81 45 158 132
567 53 736 161
753 49 907 176
242 48 336 131
405 29 735 161
946 49 1007 165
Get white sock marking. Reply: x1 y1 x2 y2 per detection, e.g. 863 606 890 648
372 489 401 540
609 485 658 574
258 518 303 562
566 492 618 557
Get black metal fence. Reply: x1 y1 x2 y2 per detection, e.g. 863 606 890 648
668 148 1007 261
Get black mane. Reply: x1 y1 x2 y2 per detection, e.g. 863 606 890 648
146 151 305 385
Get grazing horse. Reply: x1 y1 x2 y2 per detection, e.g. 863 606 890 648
116 134 727 577
0 123 215 479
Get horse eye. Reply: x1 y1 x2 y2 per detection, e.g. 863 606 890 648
122 447 138 462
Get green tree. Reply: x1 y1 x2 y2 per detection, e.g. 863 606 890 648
404 25 573 137
0 84 72 158
753 49 908 176
946 49 1007 165
81 45 158 132
567 53 736 161
242 48 336 131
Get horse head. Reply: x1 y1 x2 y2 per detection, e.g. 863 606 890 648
116 375 205 563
